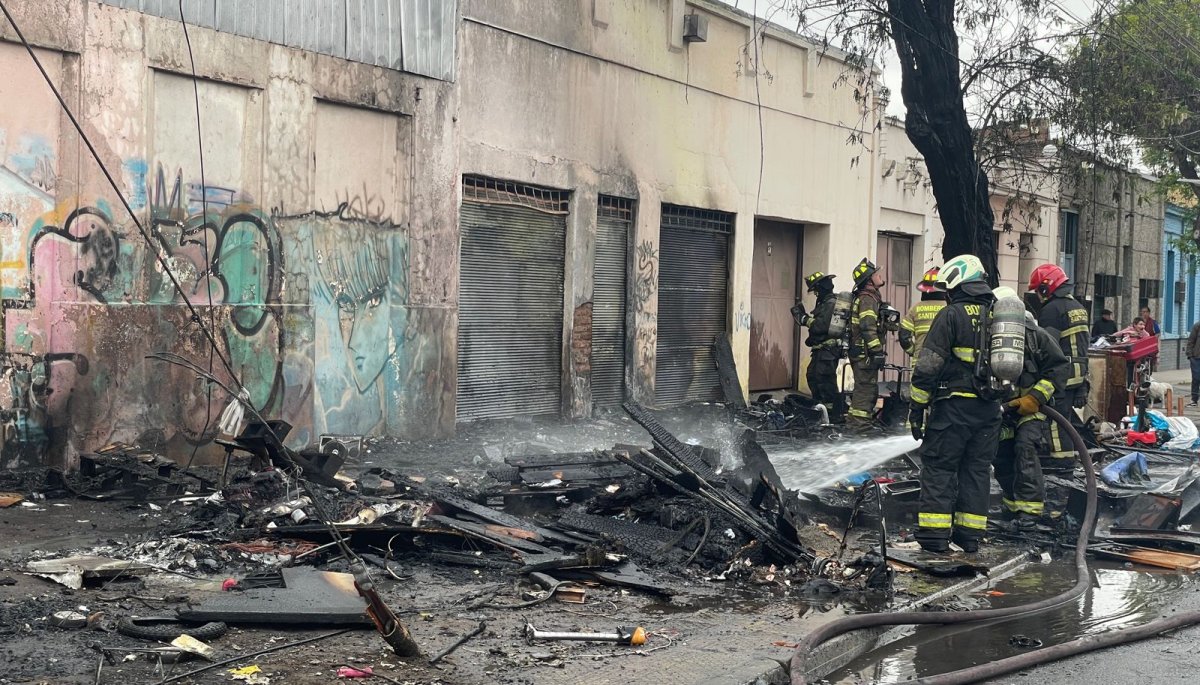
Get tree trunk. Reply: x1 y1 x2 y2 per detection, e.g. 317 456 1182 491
887 0 999 286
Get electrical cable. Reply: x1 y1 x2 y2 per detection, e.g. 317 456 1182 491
788 404 1096 685
178 0 219 474
0 0 417 656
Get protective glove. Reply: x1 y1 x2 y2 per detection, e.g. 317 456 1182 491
1007 394 1041 417
790 303 809 326
908 406 925 441
869 352 887 371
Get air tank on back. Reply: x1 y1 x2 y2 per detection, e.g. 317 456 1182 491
990 286 1026 382
827 291 853 339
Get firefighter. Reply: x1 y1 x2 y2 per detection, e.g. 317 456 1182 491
793 271 847 422
908 254 1001 553
992 286 1071 530
1027 263 1091 471
899 266 947 366
847 257 886 429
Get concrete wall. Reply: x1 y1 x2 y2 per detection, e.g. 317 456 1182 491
0 0 458 469
876 120 939 271
456 0 879 411
1 0 877 468
1062 167 1164 325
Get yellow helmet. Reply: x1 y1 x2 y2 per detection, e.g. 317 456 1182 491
804 271 835 292
852 258 878 289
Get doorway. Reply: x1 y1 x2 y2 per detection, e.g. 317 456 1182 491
750 219 803 392
878 233 914 366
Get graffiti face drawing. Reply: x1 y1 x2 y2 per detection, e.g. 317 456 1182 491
318 231 401 392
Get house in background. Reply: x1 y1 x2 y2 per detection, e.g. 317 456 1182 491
1157 204 1200 370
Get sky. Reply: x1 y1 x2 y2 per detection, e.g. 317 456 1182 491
719 0 1100 117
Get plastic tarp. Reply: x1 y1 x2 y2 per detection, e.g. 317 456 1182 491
1123 410 1200 451
1100 452 1150 486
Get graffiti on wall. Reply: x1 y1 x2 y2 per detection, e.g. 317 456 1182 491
628 239 658 401
0 155 439 468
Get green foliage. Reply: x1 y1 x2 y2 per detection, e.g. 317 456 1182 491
1063 0 1200 210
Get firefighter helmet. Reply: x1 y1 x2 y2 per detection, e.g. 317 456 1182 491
851 258 878 289
804 271 835 292
917 266 940 293
1027 263 1069 298
937 255 987 290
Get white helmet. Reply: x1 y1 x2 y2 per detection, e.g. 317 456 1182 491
937 254 987 290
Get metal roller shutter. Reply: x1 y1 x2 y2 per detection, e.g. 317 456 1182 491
592 197 632 408
655 205 733 406
457 178 568 421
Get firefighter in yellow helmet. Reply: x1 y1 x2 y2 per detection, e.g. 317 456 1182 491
847 257 886 429
793 271 847 422
899 267 947 367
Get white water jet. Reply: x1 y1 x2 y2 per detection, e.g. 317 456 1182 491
768 435 921 493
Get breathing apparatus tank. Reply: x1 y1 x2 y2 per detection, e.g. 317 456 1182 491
989 287 1026 383
879 302 901 333
826 291 852 339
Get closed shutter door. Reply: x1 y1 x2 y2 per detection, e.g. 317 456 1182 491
457 179 568 421
592 198 632 408
655 205 732 406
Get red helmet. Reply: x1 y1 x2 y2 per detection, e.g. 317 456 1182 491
1028 264 1068 296
916 267 940 293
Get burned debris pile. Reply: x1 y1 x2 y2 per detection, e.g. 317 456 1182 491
3 402 920 683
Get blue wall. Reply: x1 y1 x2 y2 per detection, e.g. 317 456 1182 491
1161 205 1197 339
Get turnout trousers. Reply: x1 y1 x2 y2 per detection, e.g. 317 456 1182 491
848 359 879 424
916 397 1002 548
807 349 846 421
1044 385 1088 467
994 413 1047 517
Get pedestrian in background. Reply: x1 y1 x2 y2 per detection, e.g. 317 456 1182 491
1140 306 1161 336
1091 309 1118 340
1187 320 1200 408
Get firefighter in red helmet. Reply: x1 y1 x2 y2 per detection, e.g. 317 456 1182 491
1027 263 1091 471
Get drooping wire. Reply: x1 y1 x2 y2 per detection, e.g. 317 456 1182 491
0 0 364 569
179 0 219 473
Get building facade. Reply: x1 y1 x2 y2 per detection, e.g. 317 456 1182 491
1059 164 1164 327
0 0 882 468
1157 204 1199 370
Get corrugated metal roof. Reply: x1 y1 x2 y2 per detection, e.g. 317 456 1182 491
98 0 454 80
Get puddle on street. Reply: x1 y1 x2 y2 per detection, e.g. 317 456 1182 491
827 560 1192 684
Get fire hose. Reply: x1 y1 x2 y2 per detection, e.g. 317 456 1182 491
790 404 1200 684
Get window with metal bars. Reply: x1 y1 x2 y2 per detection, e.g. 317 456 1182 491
598 195 635 222
462 175 570 214
1139 278 1162 300
661 204 734 233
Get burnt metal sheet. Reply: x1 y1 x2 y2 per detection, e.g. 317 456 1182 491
178 567 371 625
592 197 632 408
713 332 746 408
655 205 732 407
457 189 567 422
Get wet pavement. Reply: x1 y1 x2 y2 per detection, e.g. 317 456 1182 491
829 560 1197 683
